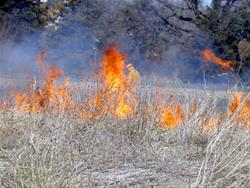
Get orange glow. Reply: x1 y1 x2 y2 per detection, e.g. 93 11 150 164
0 101 10 111
201 48 234 69
203 118 220 133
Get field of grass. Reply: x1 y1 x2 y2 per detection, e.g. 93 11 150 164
0 77 249 188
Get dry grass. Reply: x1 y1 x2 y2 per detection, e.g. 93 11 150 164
0 81 249 187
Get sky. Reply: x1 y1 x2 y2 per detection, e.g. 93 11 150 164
203 0 212 6
171 0 212 7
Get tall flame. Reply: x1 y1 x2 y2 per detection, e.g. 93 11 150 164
201 48 234 69
81 47 140 119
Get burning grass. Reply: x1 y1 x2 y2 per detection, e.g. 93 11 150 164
0 48 249 187
0 89 249 187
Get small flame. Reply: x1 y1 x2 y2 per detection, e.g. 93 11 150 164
229 92 250 128
203 118 220 133
201 48 234 69
160 104 184 128
12 52 75 112
0 100 10 111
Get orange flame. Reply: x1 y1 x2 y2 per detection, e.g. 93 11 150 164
156 88 186 129
201 48 234 69
2 47 249 134
160 103 184 128
12 52 75 112
81 47 140 119
229 92 250 128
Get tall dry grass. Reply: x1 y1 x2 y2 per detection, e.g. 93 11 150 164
0 81 249 187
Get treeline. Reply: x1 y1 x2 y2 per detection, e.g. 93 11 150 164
196 0 250 73
0 0 250 73
0 0 77 41
0 0 48 41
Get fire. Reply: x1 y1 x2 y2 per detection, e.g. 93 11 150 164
12 52 75 112
115 97 131 119
203 118 221 133
201 48 234 69
0 100 10 111
229 92 250 128
81 47 140 119
156 88 183 128
1 46 249 133
102 47 127 90
160 103 184 128
229 92 243 115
